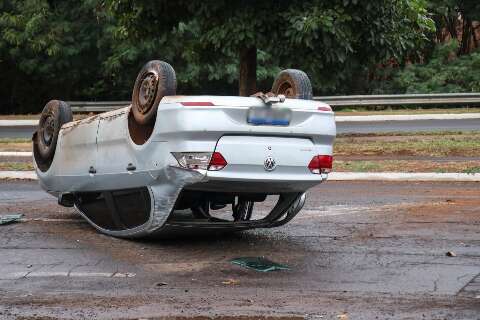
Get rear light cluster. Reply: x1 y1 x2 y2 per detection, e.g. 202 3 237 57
172 152 227 171
208 152 228 171
317 105 332 112
172 152 332 174
308 155 333 174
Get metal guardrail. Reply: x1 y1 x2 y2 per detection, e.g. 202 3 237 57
67 93 480 112
316 93 480 107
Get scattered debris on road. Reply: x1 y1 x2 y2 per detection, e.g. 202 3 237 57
231 257 290 272
0 213 23 225
155 282 168 287
446 251 457 257
222 279 240 285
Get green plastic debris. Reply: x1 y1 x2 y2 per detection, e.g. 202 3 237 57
231 257 290 272
0 214 24 225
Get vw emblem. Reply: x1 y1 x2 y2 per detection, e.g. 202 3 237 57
264 156 276 171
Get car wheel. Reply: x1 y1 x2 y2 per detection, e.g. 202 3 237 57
131 60 177 125
35 100 73 161
271 69 313 100
232 199 254 221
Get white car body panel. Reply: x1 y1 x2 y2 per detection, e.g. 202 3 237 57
34 95 336 237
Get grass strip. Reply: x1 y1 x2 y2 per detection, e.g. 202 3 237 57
0 162 34 171
335 132 480 157
335 160 480 173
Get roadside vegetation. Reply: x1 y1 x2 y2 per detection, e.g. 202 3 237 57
2 131 480 173
335 160 480 173
0 162 33 171
0 0 434 113
335 131 480 157
333 130 480 172
0 138 31 152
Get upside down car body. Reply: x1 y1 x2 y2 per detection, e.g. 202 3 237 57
33 60 336 238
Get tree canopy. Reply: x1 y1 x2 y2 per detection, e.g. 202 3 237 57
1 0 435 113
106 0 434 95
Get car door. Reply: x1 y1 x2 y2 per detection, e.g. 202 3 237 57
95 109 136 188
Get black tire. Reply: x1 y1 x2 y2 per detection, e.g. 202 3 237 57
271 69 313 100
232 199 254 221
132 60 177 125
35 100 73 161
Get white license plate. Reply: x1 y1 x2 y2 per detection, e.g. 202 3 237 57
247 107 291 126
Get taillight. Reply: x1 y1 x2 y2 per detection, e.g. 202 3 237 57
208 152 227 171
172 152 212 170
171 152 227 171
308 155 333 174
317 105 332 112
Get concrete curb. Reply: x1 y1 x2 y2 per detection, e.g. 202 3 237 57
0 151 32 157
0 171 37 180
0 120 38 126
1 171 479 182
335 113 480 122
329 172 480 181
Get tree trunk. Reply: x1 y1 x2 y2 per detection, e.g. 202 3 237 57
459 16 472 55
473 23 479 49
239 46 257 96
445 13 456 40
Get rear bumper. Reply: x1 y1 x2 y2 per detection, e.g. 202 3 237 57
186 173 328 193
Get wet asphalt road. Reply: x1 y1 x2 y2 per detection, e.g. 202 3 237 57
2 118 480 138
0 180 479 319
337 118 480 134
0 126 35 139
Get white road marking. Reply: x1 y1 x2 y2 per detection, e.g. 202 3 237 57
69 272 114 278
112 272 136 278
27 271 69 277
1 271 135 279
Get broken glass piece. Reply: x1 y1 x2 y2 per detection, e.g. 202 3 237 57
231 257 290 272
0 214 24 225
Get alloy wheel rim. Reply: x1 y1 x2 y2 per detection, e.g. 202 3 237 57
138 72 159 114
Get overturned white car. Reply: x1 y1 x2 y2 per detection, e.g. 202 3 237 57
33 61 336 238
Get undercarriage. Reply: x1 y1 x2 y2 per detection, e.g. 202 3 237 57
71 187 306 237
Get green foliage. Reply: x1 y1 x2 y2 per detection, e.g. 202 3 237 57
105 0 434 95
428 0 480 20
390 41 480 93
0 0 113 113
0 0 434 113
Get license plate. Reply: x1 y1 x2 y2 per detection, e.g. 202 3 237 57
247 107 291 126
